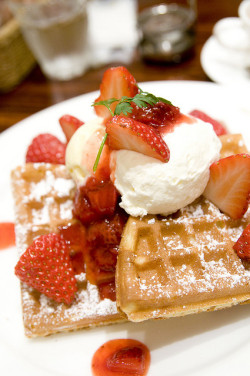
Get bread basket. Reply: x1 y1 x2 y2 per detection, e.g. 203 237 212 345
0 8 35 92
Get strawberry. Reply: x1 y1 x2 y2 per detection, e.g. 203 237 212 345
59 114 84 142
98 279 116 301
91 339 150 376
94 66 139 120
87 212 127 247
86 177 118 217
58 222 87 274
73 177 119 225
189 109 227 136
204 154 250 219
85 212 127 286
73 186 99 225
129 101 180 128
85 249 115 286
106 115 170 162
15 233 77 305
26 133 66 164
233 224 250 261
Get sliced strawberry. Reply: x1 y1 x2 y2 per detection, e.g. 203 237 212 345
233 224 250 261
98 279 116 301
204 154 250 219
73 185 100 225
86 177 118 217
129 101 181 128
85 212 127 286
26 133 66 164
87 212 127 247
58 222 87 274
85 249 115 285
59 114 84 142
94 66 139 120
189 109 227 136
15 233 77 305
106 115 170 162
91 339 150 376
73 177 119 225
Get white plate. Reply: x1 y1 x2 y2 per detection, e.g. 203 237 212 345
0 81 250 376
201 35 250 85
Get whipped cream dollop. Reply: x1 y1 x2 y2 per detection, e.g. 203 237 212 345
66 115 221 217
113 118 221 216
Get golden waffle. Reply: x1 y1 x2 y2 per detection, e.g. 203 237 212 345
116 134 250 322
11 163 124 337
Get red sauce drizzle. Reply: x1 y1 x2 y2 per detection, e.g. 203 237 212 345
92 339 151 376
159 112 195 136
0 222 15 250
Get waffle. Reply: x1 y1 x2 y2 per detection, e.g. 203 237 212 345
11 163 124 337
116 134 250 322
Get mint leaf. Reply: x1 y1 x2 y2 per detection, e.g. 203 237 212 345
92 89 173 172
92 98 118 116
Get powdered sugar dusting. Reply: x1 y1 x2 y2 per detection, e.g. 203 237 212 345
119 197 250 318
11 164 122 337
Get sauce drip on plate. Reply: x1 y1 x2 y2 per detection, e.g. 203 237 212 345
92 339 150 376
0 222 15 250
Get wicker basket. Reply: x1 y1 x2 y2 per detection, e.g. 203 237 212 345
0 17 36 92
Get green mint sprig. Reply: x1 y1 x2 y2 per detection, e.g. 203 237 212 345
92 88 173 171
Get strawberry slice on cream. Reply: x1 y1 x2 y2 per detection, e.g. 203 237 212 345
66 113 221 217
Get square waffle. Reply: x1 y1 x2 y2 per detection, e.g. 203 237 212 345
116 134 250 321
11 163 124 337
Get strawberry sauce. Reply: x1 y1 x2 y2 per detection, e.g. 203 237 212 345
0 222 15 250
159 112 195 137
91 339 151 376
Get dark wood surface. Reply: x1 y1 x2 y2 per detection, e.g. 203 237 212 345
0 0 241 133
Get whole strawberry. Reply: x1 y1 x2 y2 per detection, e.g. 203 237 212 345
26 133 66 164
233 224 250 261
15 233 77 305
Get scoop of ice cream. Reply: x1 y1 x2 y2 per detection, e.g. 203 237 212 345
65 117 106 185
111 118 221 217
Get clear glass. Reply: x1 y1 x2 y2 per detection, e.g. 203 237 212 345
87 0 138 65
138 0 197 62
8 0 90 81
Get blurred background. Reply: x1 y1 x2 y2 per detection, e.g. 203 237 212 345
0 0 247 132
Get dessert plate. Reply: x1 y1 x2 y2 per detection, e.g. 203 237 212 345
0 81 249 376
201 36 250 85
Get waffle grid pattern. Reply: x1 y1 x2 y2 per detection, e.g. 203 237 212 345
117 199 250 321
11 164 123 337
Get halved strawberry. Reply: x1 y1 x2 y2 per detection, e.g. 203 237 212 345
204 154 250 219
15 233 77 305
189 109 227 136
59 114 84 142
106 115 170 162
129 101 180 128
26 133 66 164
233 224 250 261
94 66 139 120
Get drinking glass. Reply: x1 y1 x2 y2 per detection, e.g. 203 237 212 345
8 0 90 81
138 0 197 62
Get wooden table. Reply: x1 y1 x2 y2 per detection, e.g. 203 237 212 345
0 0 241 133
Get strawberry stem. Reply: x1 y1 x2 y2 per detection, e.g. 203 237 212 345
93 133 108 172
